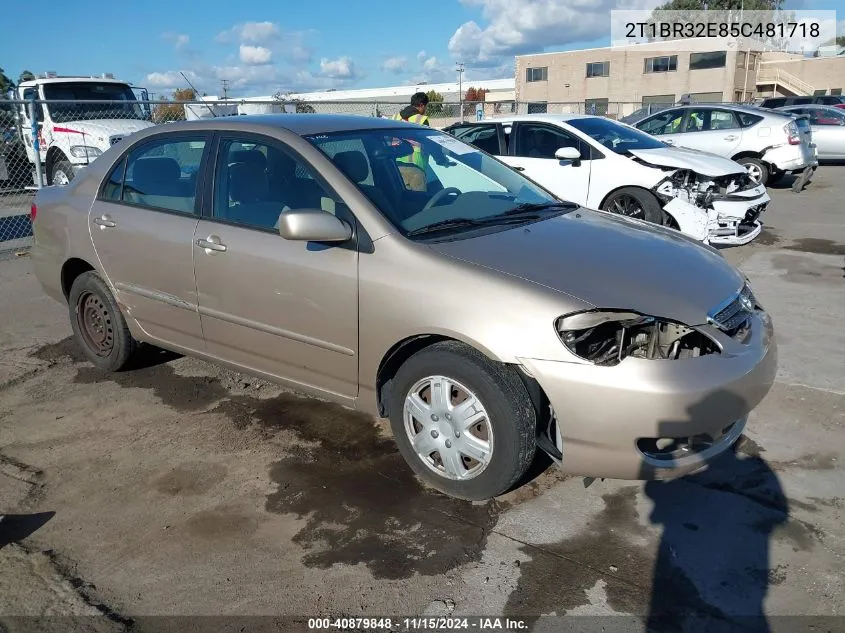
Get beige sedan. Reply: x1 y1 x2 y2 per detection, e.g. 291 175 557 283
30 114 777 500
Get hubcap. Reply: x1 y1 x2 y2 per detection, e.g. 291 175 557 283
403 376 493 481
609 194 645 219
77 292 114 356
54 169 70 186
744 163 763 183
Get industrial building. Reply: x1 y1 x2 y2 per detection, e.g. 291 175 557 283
515 37 845 113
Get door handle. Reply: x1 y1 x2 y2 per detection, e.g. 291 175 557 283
663 139 674 145
196 236 227 253
724 135 738 141
511 165 525 171
93 215 116 228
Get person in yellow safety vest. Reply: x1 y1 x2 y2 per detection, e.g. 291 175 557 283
393 92 431 170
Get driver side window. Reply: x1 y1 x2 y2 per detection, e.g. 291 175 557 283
638 109 683 135
515 123 581 159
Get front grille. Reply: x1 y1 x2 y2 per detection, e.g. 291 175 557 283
708 284 756 337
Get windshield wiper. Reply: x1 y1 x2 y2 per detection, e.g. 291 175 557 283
498 201 579 215
405 215 539 237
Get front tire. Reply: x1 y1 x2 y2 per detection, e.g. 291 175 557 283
602 187 666 225
68 271 137 372
388 341 536 500
50 159 75 186
736 157 769 186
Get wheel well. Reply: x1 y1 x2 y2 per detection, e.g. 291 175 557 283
598 185 657 211
730 151 762 162
45 146 67 176
61 258 95 299
375 335 453 417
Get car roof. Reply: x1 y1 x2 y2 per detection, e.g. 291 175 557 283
452 113 600 126
143 113 428 136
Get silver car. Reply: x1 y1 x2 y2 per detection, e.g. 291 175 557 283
776 104 845 160
30 114 777 501
632 104 817 186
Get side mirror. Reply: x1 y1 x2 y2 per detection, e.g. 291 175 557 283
555 146 582 162
278 209 352 242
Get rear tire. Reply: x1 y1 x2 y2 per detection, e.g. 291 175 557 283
736 157 769 186
387 341 536 501
601 187 666 226
68 271 137 372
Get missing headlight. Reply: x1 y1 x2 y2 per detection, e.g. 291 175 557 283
556 310 720 366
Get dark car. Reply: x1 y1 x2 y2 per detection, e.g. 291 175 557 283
759 95 845 110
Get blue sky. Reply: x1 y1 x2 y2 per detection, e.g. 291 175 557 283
1 0 841 97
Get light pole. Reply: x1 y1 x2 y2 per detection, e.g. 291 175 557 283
456 62 465 122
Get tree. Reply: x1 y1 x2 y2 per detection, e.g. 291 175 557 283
18 70 35 83
425 90 444 117
0 67 14 95
463 87 488 115
152 87 196 123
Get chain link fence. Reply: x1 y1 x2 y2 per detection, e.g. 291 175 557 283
0 96 737 252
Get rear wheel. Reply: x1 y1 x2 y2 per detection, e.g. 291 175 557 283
601 187 666 226
50 159 75 186
68 271 137 371
388 341 536 500
736 157 769 186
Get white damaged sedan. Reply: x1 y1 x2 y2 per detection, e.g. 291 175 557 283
445 113 770 246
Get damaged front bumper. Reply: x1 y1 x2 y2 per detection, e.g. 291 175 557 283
657 173 770 247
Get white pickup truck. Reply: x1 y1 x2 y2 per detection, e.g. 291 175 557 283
11 74 155 185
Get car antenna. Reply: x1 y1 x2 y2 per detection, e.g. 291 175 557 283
180 71 216 118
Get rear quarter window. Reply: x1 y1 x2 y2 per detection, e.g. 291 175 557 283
737 112 763 128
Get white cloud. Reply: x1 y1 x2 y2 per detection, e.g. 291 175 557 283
161 32 190 50
382 56 407 73
145 70 196 89
239 44 273 65
319 56 357 79
216 21 280 44
449 0 661 65
422 55 439 71
417 50 428 61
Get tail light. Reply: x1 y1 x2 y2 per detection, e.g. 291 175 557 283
785 121 801 145
30 203 37 221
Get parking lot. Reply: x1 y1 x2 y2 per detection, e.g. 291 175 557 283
1 166 844 632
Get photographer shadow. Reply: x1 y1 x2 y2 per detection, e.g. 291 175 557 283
644 391 787 633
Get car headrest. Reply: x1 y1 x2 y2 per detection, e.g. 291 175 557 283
229 161 268 203
229 149 267 170
132 157 181 192
333 151 369 183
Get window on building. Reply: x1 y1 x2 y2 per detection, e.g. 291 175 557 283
525 67 548 82
584 98 609 115
642 94 675 106
644 55 677 73
813 89 827 96
689 51 727 70
831 88 842 96
688 92 723 103
586 61 610 78
527 102 548 114
736 51 747 68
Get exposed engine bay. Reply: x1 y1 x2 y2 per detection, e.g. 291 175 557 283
653 168 770 246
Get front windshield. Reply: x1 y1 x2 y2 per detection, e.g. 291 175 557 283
305 128 563 237
567 116 666 154
43 82 144 123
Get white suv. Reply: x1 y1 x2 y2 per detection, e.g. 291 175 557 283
631 104 817 187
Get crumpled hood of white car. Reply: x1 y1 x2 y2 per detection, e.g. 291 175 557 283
629 146 747 177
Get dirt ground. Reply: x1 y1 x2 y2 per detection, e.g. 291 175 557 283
1 168 844 633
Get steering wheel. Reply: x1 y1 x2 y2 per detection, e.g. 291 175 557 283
421 187 461 213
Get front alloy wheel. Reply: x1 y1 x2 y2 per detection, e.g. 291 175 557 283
404 375 494 481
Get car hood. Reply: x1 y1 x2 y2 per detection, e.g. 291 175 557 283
49 119 154 144
629 146 745 177
428 209 745 327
